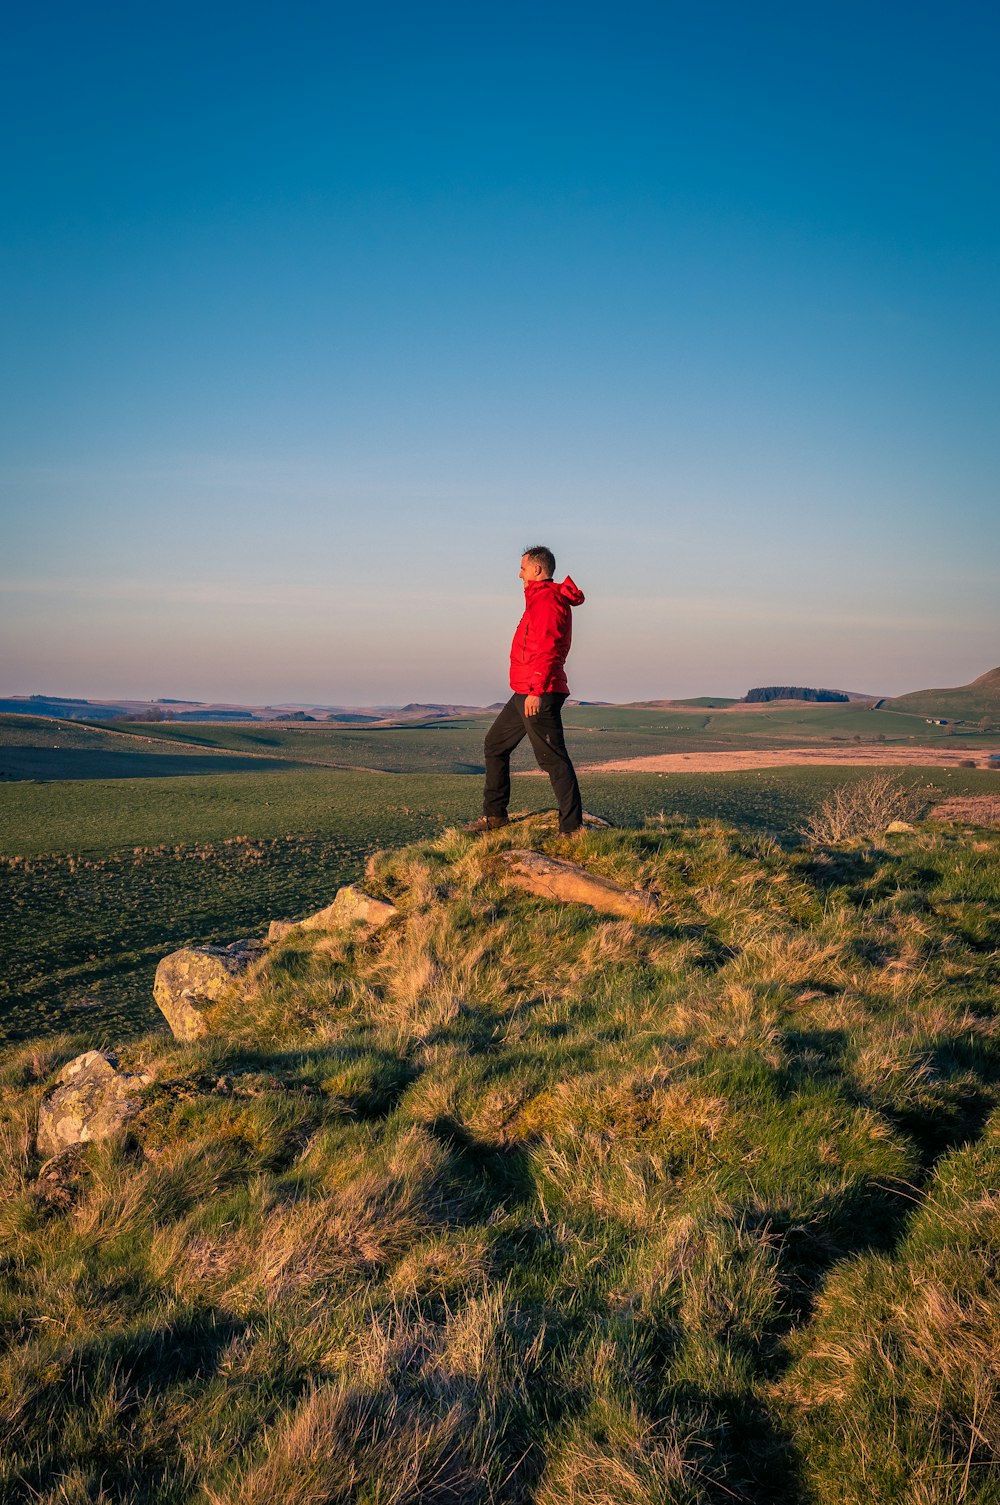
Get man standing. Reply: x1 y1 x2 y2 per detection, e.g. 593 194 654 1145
469 546 585 835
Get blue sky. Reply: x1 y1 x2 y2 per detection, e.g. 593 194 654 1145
2 0 997 703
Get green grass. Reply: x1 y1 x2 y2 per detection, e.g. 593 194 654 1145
2 763 996 859
126 701 1000 756
4 705 998 788
0 713 318 781
2 766 997 1046
886 666 1000 722
2 814 998 1501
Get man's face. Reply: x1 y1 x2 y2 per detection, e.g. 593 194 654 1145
519 554 549 584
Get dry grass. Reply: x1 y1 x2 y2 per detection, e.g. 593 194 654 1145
802 771 934 844
2 815 999 1502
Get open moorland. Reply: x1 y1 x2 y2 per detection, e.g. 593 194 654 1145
3 697 1000 783
1 708 998 1046
2 811 998 1502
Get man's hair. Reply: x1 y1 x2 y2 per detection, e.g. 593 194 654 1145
522 545 555 577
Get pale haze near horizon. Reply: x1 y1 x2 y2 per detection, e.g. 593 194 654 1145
2 3 998 706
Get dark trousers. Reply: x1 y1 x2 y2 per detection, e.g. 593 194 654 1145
483 693 583 833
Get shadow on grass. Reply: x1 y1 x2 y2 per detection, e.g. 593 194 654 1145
426 1115 537 1218
666 1384 806 1505
13 1309 248 1504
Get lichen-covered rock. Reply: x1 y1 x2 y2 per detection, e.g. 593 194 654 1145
36 1051 152 1158
297 886 398 933
886 820 916 834
153 939 264 1041
267 919 296 942
265 888 398 946
500 850 656 919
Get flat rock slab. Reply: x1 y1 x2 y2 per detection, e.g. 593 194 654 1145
507 809 612 830
154 939 265 1041
37 1050 152 1158
500 850 657 920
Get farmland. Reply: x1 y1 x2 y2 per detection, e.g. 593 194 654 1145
4 700 999 787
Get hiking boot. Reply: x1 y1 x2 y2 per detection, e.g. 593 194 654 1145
464 815 509 834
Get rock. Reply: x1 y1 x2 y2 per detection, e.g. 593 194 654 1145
297 885 398 933
508 809 612 831
36 1051 152 1158
886 820 916 833
264 889 397 947
154 939 265 1041
499 850 657 919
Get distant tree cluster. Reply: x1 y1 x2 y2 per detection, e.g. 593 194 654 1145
121 707 176 721
744 686 849 703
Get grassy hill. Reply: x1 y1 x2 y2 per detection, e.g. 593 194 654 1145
0 714 317 781
886 666 1000 722
2 813 998 1502
3 763 997 1045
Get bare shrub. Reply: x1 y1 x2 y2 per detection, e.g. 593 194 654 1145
802 773 932 845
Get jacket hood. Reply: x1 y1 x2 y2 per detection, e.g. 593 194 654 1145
526 576 585 606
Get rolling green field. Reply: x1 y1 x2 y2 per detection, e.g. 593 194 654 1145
114 701 1000 767
0 714 316 781
5 702 998 786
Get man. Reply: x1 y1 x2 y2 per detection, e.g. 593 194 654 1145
469 545 585 835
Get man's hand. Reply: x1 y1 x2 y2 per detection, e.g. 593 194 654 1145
524 694 542 717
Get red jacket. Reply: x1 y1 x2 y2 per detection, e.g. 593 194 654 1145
509 577 585 694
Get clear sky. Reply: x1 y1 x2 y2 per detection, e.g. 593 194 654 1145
2 0 998 704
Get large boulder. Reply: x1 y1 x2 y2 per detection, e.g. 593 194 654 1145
36 1051 152 1158
154 939 264 1041
499 850 657 920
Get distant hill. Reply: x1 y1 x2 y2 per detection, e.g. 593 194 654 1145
884 667 1000 721
0 696 120 720
392 703 495 718
622 698 739 710
745 686 849 704
673 696 740 709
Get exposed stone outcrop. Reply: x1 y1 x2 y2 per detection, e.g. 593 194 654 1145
36 1051 152 1158
267 887 398 944
499 850 657 919
299 885 398 932
154 939 265 1041
267 919 297 942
